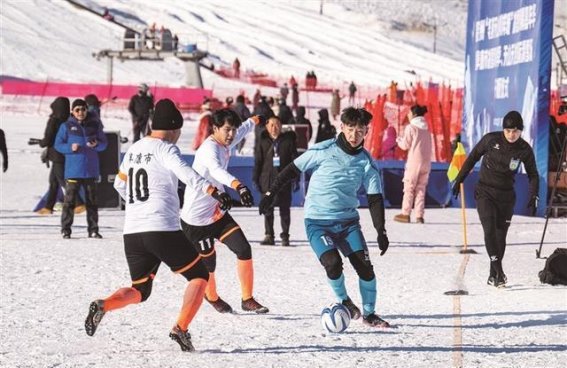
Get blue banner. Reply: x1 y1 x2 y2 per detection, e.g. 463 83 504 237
463 0 554 216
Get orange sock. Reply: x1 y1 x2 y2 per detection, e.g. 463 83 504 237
205 272 219 302
103 287 142 312
237 259 254 300
176 278 207 331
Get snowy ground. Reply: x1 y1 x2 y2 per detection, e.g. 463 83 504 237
1 110 566 368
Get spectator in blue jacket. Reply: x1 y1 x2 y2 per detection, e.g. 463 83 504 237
55 99 107 239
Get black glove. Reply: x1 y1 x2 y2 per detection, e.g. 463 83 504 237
210 188 232 211
28 138 41 145
236 184 254 207
451 182 461 199
377 228 389 256
527 195 539 217
259 191 275 215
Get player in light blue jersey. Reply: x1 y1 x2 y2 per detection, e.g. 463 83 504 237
259 107 391 328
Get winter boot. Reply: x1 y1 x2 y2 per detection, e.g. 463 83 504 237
280 233 290 247
260 235 275 246
393 214 410 223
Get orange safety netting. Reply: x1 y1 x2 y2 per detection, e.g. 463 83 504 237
364 81 463 163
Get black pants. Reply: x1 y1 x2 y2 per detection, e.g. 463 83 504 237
475 184 514 276
263 205 291 239
133 118 149 143
45 162 84 210
61 178 98 234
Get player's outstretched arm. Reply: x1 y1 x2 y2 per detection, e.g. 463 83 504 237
368 193 389 256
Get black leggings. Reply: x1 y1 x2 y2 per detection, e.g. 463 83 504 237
475 185 514 275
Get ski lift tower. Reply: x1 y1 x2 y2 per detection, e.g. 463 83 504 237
93 30 208 88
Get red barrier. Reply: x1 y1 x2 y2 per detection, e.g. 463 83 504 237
1 80 212 106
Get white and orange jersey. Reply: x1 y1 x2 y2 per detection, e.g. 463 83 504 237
180 117 255 226
114 137 214 234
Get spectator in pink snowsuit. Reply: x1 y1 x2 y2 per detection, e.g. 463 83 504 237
394 105 432 223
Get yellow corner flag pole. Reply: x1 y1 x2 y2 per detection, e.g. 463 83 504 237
448 143 476 254
459 182 469 252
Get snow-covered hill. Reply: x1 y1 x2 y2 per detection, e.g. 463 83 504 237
1 0 466 89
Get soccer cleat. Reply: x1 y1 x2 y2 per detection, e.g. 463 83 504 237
341 297 361 320
242 297 269 314
416 217 425 224
260 235 275 246
205 296 233 313
169 325 195 352
393 214 410 223
363 313 391 328
89 232 103 239
487 273 507 288
85 300 106 336
36 208 53 215
74 205 87 214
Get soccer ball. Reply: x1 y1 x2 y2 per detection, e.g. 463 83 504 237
321 303 351 333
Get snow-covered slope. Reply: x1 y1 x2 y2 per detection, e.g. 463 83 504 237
1 0 465 88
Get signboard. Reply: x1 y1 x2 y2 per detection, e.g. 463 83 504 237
463 0 555 215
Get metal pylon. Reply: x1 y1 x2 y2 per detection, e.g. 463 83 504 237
553 35 567 85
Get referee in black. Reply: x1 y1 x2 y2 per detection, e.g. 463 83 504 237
452 111 539 288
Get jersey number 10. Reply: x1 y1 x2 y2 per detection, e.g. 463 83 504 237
128 168 149 203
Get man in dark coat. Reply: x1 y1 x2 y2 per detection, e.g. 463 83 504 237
315 108 336 143
233 94 251 153
277 98 294 125
233 94 251 121
253 116 298 246
295 106 313 142
253 96 275 149
128 83 154 142
36 97 85 214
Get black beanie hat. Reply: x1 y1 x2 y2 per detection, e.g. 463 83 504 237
152 99 183 131
72 99 87 110
502 110 523 130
